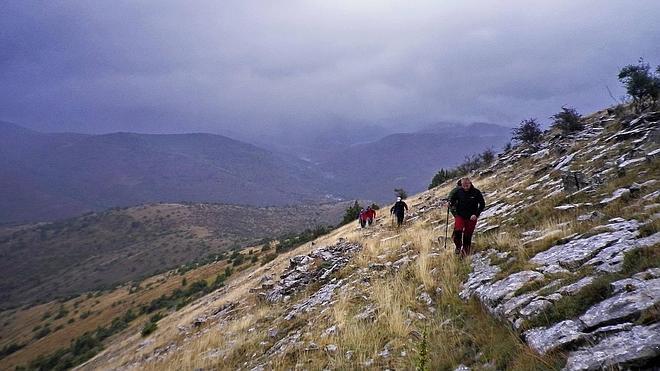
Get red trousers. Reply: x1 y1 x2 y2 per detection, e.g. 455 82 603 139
453 216 477 255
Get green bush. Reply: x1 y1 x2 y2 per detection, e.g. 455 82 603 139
274 225 332 253
0 342 24 360
512 118 543 145
341 201 362 225
428 168 459 189
54 306 69 320
33 326 51 340
232 254 245 266
261 253 277 265
618 58 660 111
551 106 583 133
141 321 158 337
480 147 496 165
149 312 165 323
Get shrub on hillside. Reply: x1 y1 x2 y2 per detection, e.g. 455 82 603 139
33 326 51 339
0 342 25 360
456 154 481 174
511 118 543 145
341 201 362 225
551 106 583 134
275 226 331 253
141 321 157 337
480 147 496 165
261 253 277 265
429 168 459 189
618 58 660 112
231 254 245 266
428 148 498 189
394 188 408 199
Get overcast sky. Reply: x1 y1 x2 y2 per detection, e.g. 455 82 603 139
1 1 659 138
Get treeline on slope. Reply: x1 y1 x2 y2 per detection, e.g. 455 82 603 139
17 309 138 371
14 264 233 370
428 148 496 189
428 57 660 189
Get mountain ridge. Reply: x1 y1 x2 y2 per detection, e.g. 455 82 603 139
0 123 341 224
0 121 510 224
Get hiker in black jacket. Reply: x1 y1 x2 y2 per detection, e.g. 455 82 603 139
390 197 409 228
448 177 485 257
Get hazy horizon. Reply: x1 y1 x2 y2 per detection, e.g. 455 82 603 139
2 1 659 140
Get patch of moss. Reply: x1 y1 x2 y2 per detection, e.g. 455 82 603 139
524 276 612 330
638 219 659 238
513 279 549 297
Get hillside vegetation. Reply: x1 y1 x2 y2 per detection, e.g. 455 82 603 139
0 202 349 309
42 104 656 370
0 210 344 370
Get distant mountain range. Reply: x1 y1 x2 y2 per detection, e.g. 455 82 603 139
0 122 339 223
317 123 511 200
0 121 511 223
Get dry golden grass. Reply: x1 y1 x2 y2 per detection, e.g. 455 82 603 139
142 304 276 371
0 256 242 370
480 230 521 252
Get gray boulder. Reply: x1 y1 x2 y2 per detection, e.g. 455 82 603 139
561 171 589 193
460 249 507 300
579 277 660 329
564 324 660 370
530 219 638 269
524 320 586 355
475 270 545 307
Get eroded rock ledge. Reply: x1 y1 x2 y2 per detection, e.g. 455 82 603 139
460 219 660 370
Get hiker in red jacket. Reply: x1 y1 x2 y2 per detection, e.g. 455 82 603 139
365 206 376 226
358 208 368 228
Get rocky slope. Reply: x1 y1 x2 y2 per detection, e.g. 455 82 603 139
54 106 659 370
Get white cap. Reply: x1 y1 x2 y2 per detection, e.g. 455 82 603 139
397 197 402 201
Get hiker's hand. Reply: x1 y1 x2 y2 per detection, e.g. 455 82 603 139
470 215 477 221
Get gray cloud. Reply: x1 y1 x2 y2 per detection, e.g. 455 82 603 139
1 0 659 137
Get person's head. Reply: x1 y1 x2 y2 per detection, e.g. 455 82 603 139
397 196 402 202
461 177 472 191
366 205 371 210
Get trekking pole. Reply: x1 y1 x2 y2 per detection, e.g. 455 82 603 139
443 203 450 250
